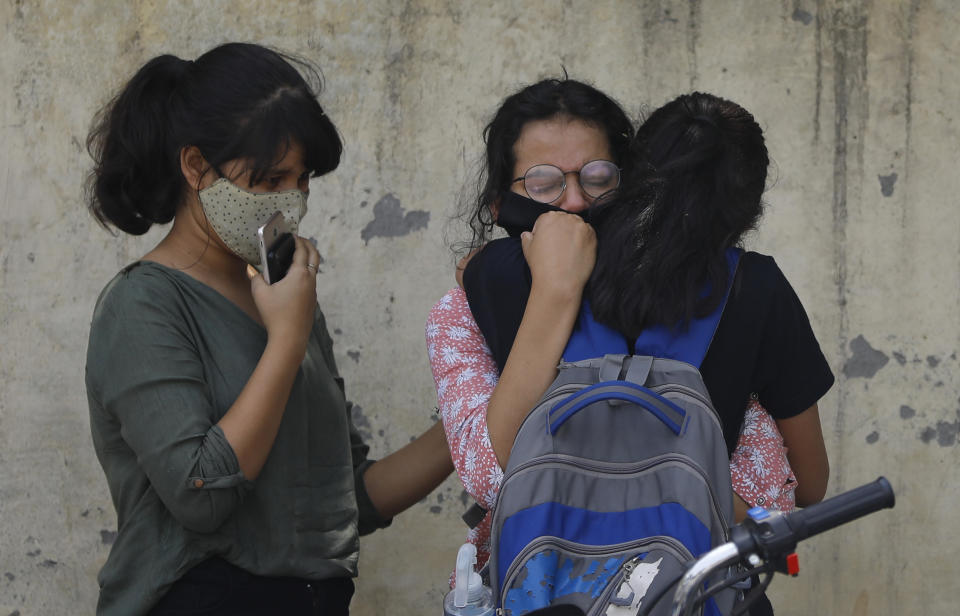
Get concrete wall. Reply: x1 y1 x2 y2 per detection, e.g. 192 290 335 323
1 1 957 614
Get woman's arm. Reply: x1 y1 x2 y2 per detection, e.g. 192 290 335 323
427 211 597 498
755 257 832 507
486 212 596 467
730 399 798 521
217 237 323 481
426 288 503 509
776 404 829 506
361 421 453 519
485 288 581 467
309 303 454 531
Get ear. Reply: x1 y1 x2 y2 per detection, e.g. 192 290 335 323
180 145 214 191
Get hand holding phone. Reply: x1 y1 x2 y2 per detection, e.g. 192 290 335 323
257 211 296 284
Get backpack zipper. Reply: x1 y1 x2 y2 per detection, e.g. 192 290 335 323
649 383 723 431
588 541 695 616
533 382 588 410
498 535 693 616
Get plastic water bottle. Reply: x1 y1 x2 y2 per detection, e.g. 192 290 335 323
442 543 495 616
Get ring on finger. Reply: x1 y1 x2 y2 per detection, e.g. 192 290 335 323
306 263 318 274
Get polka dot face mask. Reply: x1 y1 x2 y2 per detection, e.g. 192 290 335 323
198 177 308 266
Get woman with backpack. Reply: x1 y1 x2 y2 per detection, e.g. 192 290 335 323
588 92 832 511
84 43 453 616
425 80 825 593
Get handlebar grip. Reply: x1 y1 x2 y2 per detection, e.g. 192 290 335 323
786 477 895 541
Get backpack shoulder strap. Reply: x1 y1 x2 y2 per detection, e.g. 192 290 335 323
462 502 488 529
561 301 629 363
633 247 742 368
562 248 743 366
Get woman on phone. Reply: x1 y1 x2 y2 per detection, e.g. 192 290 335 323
85 43 451 616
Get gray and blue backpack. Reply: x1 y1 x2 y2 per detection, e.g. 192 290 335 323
488 249 742 616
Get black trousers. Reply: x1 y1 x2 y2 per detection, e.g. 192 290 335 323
149 557 354 616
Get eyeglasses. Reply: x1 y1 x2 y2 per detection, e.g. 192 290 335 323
511 159 621 204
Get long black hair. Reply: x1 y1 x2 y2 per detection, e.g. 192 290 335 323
86 42 342 235
463 78 634 251
588 92 769 339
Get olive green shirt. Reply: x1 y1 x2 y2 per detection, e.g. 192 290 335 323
86 262 389 616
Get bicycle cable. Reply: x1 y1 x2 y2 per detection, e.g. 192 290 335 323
730 569 775 616
638 560 774 616
680 563 774 616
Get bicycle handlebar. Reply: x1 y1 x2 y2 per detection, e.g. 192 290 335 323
670 477 895 616
738 476 895 559
785 476 894 542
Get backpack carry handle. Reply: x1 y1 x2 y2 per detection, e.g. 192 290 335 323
548 381 686 436
597 354 653 382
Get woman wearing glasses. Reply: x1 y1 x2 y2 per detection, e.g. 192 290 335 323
425 80 815 584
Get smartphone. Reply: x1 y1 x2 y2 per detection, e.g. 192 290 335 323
257 211 296 284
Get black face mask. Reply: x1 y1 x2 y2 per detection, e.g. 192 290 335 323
494 191 588 237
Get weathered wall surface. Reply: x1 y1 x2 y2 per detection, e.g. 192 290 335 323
1 1 957 614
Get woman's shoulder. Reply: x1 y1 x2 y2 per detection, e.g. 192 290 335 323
92 261 190 322
86 263 195 395
427 287 477 330
464 238 527 289
428 286 468 317
723 251 805 331
735 251 818 331
737 251 793 296
476 237 524 261
739 250 780 277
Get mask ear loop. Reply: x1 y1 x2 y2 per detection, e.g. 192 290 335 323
174 161 219 272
